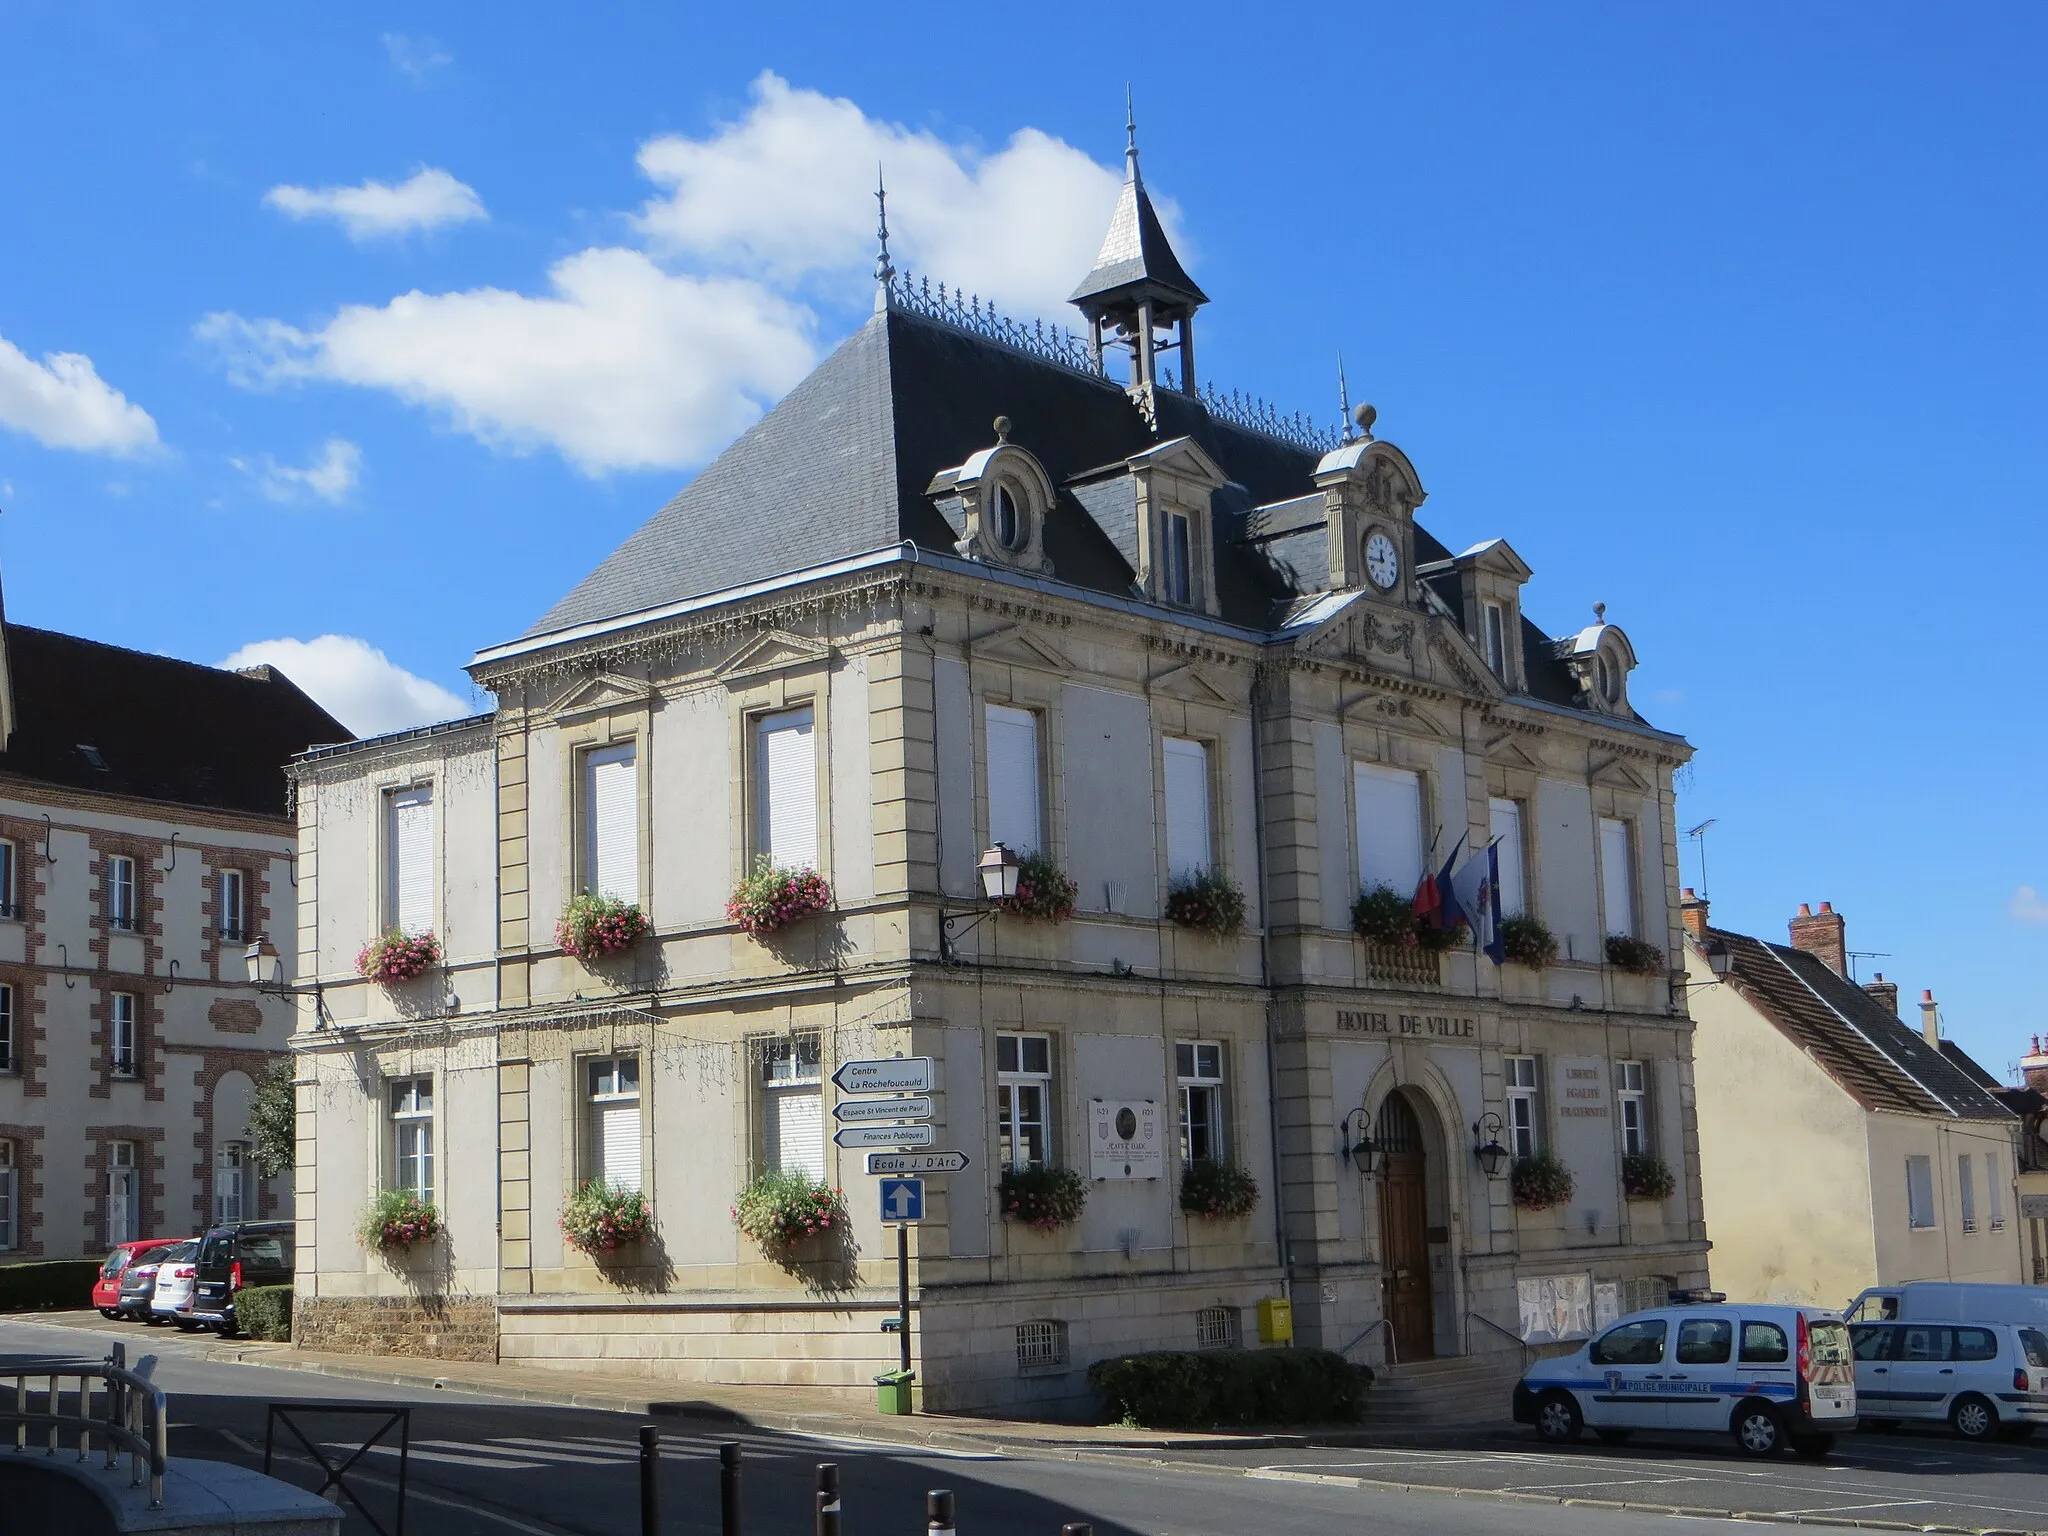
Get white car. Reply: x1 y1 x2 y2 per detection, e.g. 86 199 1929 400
1850 1319 2048 1440
1513 1303 1857 1458
147 1241 202 1329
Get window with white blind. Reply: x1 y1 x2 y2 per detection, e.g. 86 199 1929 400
755 708 818 870
1989 1151 2007 1230
107 1141 137 1245
110 992 138 1078
1906 1155 1935 1229
1960 1154 1978 1233
391 1077 434 1202
218 869 245 942
1162 737 1213 881
0 1139 14 1250
0 984 13 1074
1354 763 1424 894
386 786 436 936
759 1034 824 1180
1489 798 1526 917
1616 1060 1649 1156
586 1057 642 1193
583 743 639 901
1598 816 1635 938
214 1141 250 1223
984 703 1042 855
1506 1056 1541 1159
108 855 138 932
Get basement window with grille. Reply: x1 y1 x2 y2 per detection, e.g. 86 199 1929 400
1015 1320 1068 1373
1195 1305 1240 1351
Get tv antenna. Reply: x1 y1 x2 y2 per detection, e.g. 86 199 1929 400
1845 949 1891 984
1684 818 1717 898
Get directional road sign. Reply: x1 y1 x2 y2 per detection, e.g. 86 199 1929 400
832 1123 935 1150
866 1151 970 1175
831 1095 933 1125
879 1178 924 1224
832 1057 933 1095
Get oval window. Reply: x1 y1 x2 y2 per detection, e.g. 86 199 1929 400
1596 653 1616 703
991 484 1024 551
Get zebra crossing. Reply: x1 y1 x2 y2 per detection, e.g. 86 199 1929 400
289 1427 1004 1475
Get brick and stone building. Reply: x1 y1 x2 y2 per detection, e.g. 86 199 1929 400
0 595 349 1260
1683 894 2023 1305
289 128 1708 1410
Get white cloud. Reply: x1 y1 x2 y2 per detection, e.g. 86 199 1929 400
634 71 1139 320
2011 885 2048 925
382 32 451 82
0 331 158 455
264 168 486 241
231 438 361 504
198 249 815 474
220 635 469 737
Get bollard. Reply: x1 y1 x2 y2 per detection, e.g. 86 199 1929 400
926 1488 955 1536
639 1426 660 1536
814 1462 840 1536
1061 1525 1095 1536
720 1441 743 1536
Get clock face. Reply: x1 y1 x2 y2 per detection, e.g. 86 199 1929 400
1365 531 1400 591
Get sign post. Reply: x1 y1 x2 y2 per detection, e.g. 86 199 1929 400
879 1178 924 1379
836 1057 942 1395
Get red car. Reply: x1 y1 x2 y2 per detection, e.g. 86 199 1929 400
94 1239 183 1318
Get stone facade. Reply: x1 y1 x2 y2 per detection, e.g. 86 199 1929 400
296 1294 498 1362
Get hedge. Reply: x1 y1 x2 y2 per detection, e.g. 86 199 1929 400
234 1284 293 1341
1089 1348 1372 1429
0 1260 100 1311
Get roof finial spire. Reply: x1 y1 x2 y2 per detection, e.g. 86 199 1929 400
1124 84 1141 186
873 165 895 313
1337 353 1354 442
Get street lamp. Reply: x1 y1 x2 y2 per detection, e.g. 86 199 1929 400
243 932 329 1023
941 843 1021 963
1471 1113 1510 1178
1340 1107 1381 1175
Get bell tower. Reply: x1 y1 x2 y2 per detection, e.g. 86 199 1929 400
1068 95 1207 419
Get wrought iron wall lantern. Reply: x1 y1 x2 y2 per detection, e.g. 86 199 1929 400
938 843 1023 963
1339 1107 1380 1175
243 933 329 1024
1471 1112 1510 1178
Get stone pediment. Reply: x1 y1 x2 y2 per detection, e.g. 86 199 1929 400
968 623 1069 673
1147 661 1235 705
1126 435 1228 490
713 629 833 687
1427 631 1505 699
1590 755 1653 792
545 670 656 721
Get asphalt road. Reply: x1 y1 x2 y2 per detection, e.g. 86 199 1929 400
0 1316 1977 1536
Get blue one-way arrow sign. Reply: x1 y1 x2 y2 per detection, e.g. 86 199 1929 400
879 1177 924 1224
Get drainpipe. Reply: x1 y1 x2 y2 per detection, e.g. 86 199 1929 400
1248 661 1293 1304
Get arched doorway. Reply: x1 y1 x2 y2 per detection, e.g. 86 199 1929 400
1376 1091 1434 1361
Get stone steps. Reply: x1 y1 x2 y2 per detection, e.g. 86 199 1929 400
1361 1354 1524 1428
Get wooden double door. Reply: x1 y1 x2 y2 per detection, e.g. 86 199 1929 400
1376 1094 1435 1362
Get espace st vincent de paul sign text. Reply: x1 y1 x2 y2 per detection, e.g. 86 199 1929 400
1334 1010 1477 1040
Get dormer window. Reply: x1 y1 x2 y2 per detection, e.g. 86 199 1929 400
1596 652 1618 705
1164 512 1193 606
1483 602 1507 676
926 431 1055 576
992 482 1025 552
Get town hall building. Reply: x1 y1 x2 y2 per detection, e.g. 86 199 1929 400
286 123 1707 1411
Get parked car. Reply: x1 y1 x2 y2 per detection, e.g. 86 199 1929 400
185 1220 293 1335
146 1241 204 1330
1847 1283 2048 1331
113 1242 190 1322
94 1239 181 1318
1849 1319 2048 1440
1513 1302 1857 1458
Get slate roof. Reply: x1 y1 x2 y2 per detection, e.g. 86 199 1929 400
1710 925 2014 1120
0 625 351 816
1068 154 1208 313
525 304 1600 715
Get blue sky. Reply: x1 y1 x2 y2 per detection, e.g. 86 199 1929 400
3 4 2045 1069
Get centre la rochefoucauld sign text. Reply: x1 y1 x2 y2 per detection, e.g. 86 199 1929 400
832 1057 933 1095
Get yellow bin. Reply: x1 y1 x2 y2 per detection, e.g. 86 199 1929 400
1256 1297 1293 1344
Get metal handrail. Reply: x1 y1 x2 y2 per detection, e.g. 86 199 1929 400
1464 1310 1536 1364
1339 1317 1398 1368
0 1342 167 1509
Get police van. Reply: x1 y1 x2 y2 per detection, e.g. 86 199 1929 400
1512 1302 1857 1458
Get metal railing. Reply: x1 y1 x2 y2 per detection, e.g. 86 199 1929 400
1464 1310 1536 1367
1 1341 168 1509
1339 1317 1397 1368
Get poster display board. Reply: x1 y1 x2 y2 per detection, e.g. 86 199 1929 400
1518 1273 1594 1343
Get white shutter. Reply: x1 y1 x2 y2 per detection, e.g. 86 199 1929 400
390 787 435 936
1489 798 1526 916
585 744 638 901
1162 737 1212 879
766 1088 825 1181
757 709 817 869
1599 816 1634 937
108 1169 135 1245
1353 763 1424 893
599 1102 642 1193
984 704 1041 854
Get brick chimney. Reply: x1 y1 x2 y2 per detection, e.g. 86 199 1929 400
1862 971 1900 1018
1920 989 1940 1048
2022 1034 2048 1094
1680 887 1709 941
1788 901 1847 976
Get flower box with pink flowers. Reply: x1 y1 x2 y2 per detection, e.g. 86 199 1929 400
356 930 439 986
726 859 832 939
557 894 651 964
